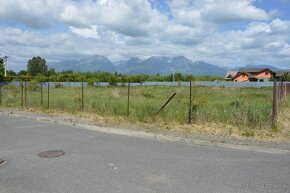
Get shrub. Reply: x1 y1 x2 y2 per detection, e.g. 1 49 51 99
27 81 40 92
55 82 64 88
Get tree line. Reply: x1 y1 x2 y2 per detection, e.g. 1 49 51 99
1 56 225 84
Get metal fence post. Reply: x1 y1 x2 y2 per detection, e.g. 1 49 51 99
0 85 2 106
188 81 192 124
24 82 27 107
47 83 50 110
284 82 287 99
156 93 177 115
40 83 43 106
127 82 130 117
280 81 282 101
272 79 277 126
21 82 24 108
81 82 84 112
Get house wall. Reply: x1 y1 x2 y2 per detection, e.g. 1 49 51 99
234 74 249 82
254 70 273 79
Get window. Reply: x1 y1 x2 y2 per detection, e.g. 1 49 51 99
265 71 269 75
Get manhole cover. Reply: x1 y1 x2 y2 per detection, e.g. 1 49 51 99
38 150 65 158
0 159 4 164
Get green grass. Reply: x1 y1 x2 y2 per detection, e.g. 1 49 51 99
0 83 274 130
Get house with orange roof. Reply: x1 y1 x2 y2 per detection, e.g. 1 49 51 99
225 68 274 82
224 71 238 81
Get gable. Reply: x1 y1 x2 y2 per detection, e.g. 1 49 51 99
224 71 238 79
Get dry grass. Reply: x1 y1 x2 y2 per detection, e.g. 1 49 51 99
14 105 289 142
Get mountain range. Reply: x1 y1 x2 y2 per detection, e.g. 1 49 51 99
48 55 279 76
50 55 116 73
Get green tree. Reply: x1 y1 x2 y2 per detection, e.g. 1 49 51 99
282 73 290 81
7 70 17 76
27 56 48 76
48 68 57 76
18 70 27 76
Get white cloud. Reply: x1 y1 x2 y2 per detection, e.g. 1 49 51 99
70 26 100 39
0 0 290 70
59 0 169 37
270 19 290 34
0 0 64 28
169 0 273 27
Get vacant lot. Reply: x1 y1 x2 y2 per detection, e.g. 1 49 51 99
1 82 279 136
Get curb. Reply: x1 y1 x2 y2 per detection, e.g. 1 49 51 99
1 110 290 155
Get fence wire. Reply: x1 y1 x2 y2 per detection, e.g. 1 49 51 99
0 81 286 129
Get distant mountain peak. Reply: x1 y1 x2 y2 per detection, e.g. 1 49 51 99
49 55 227 76
49 55 116 72
172 56 189 60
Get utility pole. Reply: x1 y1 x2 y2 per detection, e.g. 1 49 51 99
3 56 8 77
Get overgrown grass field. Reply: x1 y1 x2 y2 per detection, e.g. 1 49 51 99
0 82 273 132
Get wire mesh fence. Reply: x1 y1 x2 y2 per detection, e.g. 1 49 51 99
0 81 285 129
271 79 290 125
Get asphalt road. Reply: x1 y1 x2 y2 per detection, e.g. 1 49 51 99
0 114 290 193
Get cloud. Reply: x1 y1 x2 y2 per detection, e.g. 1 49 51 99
69 26 100 39
0 0 290 70
169 0 274 26
0 0 64 28
61 0 169 37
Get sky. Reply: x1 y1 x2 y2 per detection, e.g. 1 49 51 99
0 0 290 71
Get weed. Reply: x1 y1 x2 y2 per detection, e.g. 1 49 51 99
0 84 275 131
242 129 255 137
55 82 64 88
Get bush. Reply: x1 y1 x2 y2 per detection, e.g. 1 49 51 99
4 84 18 99
55 82 64 88
27 81 41 92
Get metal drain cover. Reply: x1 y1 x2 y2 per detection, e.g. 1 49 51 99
38 150 65 158
0 159 4 164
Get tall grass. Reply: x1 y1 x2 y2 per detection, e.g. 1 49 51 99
0 83 273 130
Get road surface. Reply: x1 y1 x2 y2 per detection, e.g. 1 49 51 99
0 113 290 193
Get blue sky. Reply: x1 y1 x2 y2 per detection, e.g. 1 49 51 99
0 0 290 71
256 0 290 19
